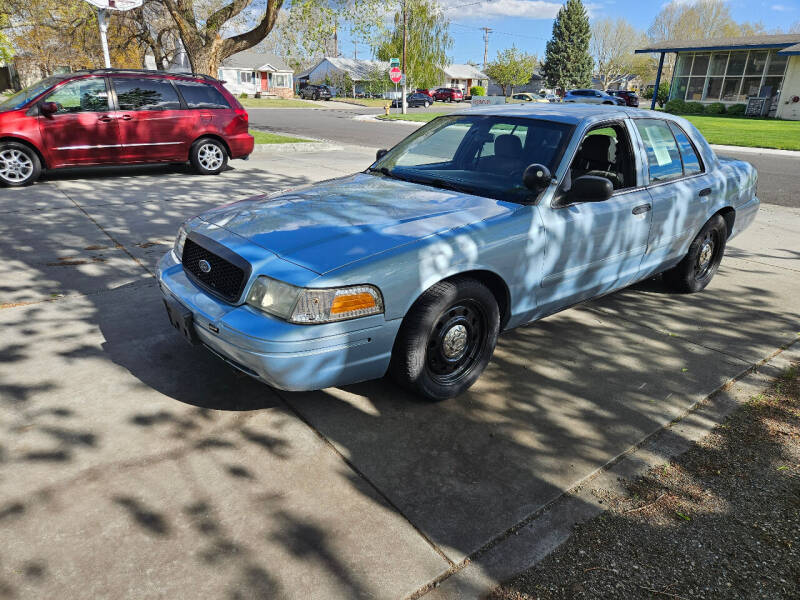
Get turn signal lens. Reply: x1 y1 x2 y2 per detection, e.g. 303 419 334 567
330 292 377 314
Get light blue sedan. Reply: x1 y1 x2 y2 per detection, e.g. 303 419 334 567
158 104 759 400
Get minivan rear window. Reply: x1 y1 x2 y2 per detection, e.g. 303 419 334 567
175 81 231 109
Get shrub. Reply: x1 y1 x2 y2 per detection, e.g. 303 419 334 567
704 102 726 115
470 85 486 97
664 98 687 114
239 92 248 99
684 102 705 114
727 103 746 116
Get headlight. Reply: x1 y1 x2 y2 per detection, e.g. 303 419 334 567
246 276 384 324
174 225 188 260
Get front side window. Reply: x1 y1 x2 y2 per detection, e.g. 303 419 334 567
370 115 572 203
112 78 180 111
174 81 230 109
635 119 684 183
44 78 109 114
570 123 636 191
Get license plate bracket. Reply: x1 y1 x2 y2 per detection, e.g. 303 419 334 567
163 298 199 345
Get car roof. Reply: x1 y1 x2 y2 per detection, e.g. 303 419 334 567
458 102 677 126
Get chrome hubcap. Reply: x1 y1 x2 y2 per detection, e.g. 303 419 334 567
698 242 713 269
0 149 34 183
198 144 223 171
442 324 468 359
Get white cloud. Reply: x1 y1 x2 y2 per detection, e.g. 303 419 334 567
442 0 563 20
771 4 793 11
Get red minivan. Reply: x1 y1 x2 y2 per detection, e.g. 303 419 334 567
0 69 254 187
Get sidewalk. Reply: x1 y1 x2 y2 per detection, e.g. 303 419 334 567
0 150 798 599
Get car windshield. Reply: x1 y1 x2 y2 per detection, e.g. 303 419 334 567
369 114 572 203
0 77 64 112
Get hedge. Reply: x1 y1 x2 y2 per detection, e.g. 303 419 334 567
470 86 486 97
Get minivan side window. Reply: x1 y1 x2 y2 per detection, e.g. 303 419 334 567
112 78 181 111
175 81 231 109
668 122 703 176
44 78 109 114
634 119 684 182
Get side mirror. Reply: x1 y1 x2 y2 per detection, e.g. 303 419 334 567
40 102 58 116
376 148 388 161
569 175 613 202
523 163 552 192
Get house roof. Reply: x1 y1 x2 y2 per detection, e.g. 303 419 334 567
297 57 389 80
442 63 488 80
635 33 800 54
221 50 292 72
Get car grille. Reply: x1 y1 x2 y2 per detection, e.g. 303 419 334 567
182 237 248 302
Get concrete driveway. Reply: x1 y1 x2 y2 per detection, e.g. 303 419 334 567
1 149 798 599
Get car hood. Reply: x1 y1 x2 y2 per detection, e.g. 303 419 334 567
198 172 516 274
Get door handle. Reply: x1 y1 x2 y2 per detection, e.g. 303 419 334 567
632 203 651 215
120 114 133 121
699 187 712 197
98 115 114 123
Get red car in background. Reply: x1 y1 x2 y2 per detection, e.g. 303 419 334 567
414 88 435 98
433 87 464 102
606 90 640 107
0 69 254 187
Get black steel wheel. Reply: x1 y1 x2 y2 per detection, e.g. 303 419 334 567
663 214 727 293
389 277 500 401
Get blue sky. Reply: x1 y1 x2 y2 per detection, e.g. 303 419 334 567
343 0 800 65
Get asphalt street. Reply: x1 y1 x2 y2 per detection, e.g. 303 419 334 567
248 106 800 208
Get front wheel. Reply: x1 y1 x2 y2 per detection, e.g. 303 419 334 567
662 214 727 293
389 277 500 401
0 142 41 187
425 101 430 108
190 138 228 175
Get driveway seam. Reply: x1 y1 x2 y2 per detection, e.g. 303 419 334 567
726 254 800 274
270 388 457 569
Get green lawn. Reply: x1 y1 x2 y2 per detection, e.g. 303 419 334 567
377 111 800 151
683 115 800 151
249 130 313 144
239 97 319 108
339 98 393 107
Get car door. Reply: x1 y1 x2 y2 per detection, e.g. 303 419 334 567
634 118 715 276
535 119 653 316
38 76 121 167
110 76 191 163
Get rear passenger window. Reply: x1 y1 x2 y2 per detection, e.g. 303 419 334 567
634 119 683 182
112 78 181 111
175 81 230 109
668 122 702 176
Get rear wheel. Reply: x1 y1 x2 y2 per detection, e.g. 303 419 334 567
663 214 727 293
190 138 228 175
0 142 41 187
389 277 500 401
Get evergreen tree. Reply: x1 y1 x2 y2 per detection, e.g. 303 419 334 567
543 0 593 91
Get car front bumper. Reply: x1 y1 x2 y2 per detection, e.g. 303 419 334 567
157 251 401 391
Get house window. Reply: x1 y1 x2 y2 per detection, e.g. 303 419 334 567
272 73 290 88
240 71 255 84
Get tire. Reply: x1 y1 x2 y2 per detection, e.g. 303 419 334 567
603 101 613 105
0 141 42 187
190 138 228 175
389 277 500 401
313 93 319 101
662 214 727 293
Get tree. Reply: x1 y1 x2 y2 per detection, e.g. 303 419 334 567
160 0 285 75
543 0 592 91
375 0 453 90
0 13 13 64
121 1 181 71
591 18 644 88
642 81 669 107
484 46 537 96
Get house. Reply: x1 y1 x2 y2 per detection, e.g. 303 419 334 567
167 48 294 98
217 50 294 98
487 71 545 96
636 33 800 118
441 64 488 91
296 57 390 96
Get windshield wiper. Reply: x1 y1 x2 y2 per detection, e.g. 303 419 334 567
367 166 417 184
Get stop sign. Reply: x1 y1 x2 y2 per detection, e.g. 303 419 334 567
389 67 402 83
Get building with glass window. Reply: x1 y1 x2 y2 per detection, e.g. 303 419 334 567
636 34 800 120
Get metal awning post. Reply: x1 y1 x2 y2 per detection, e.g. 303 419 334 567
651 52 665 110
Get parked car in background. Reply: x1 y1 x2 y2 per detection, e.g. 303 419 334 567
414 89 435 97
511 92 549 103
299 84 332 100
563 89 625 105
0 68 253 187
159 104 758 401
433 88 463 102
392 93 433 108
607 90 640 107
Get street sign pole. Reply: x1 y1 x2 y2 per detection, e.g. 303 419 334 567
97 8 111 68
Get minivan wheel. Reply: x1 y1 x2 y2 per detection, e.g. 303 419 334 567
190 138 228 175
389 277 500 401
663 214 727 293
0 142 41 187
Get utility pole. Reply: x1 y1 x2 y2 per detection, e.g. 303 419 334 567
353 40 358 60
401 0 408 114
481 27 492 70
333 24 339 57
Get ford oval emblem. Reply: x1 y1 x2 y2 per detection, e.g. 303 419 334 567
198 259 212 273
